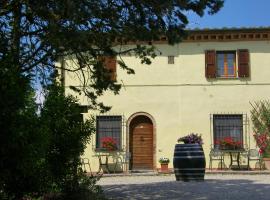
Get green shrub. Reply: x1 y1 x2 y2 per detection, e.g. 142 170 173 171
40 81 105 199
0 67 50 199
0 72 106 199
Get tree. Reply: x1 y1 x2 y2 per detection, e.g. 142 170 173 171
0 68 48 199
0 73 104 199
1 0 224 110
40 80 103 200
0 1 224 198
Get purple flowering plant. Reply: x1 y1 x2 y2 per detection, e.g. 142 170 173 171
177 133 203 145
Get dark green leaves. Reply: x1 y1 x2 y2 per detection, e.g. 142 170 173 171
1 0 224 111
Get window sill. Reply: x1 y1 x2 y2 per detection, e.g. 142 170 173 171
207 76 250 80
216 76 238 79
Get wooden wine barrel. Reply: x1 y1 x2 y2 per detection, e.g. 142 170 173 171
173 143 206 181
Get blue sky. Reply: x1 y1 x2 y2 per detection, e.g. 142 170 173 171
186 0 270 29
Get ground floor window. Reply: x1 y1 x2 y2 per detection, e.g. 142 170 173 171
213 114 243 149
96 115 122 150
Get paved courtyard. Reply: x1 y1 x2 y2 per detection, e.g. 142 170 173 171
98 174 270 200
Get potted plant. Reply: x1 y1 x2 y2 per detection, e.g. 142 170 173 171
101 137 117 151
215 137 242 150
250 101 270 170
159 157 170 172
177 133 203 145
253 133 270 169
174 133 205 181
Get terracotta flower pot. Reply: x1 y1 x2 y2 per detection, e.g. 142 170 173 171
160 163 169 172
263 158 270 170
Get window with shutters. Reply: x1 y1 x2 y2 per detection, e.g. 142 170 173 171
96 115 122 150
205 49 250 79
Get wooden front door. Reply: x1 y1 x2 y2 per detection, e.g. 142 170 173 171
130 116 153 170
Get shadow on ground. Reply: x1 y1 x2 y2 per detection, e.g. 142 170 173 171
102 179 270 200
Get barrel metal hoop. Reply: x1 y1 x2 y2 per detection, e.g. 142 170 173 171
174 168 205 171
174 156 205 158
174 150 204 153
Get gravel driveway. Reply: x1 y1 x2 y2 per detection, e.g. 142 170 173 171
98 174 270 200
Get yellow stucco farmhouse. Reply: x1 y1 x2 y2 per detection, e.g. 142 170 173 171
61 27 270 172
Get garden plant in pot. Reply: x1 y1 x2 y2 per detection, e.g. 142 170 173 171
159 157 170 173
253 133 270 170
250 100 270 170
215 137 242 150
173 133 205 181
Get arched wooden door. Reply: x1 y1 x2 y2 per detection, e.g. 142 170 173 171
129 115 153 170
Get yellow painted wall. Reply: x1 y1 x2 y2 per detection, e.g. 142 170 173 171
64 40 270 171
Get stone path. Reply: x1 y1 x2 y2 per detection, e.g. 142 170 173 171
98 174 270 200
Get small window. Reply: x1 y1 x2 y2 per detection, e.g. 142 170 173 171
96 115 122 150
168 56 174 64
216 51 236 78
213 114 243 149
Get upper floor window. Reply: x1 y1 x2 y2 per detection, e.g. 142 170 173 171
205 49 250 79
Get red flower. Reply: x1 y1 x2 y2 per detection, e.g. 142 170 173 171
216 137 242 149
259 148 263 155
101 137 117 151
253 133 270 152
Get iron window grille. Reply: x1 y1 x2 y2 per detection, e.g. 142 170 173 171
210 113 249 149
94 115 126 151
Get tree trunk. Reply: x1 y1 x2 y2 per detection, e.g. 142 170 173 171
12 1 22 71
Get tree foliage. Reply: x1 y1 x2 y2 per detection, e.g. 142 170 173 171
0 67 49 199
40 80 103 200
0 76 104 199
1 0 224 110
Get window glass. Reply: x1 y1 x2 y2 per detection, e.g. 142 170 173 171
227 53 235 76
213 115 243 149
216 51 236 77
96 116 122 150
217 53 224 76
